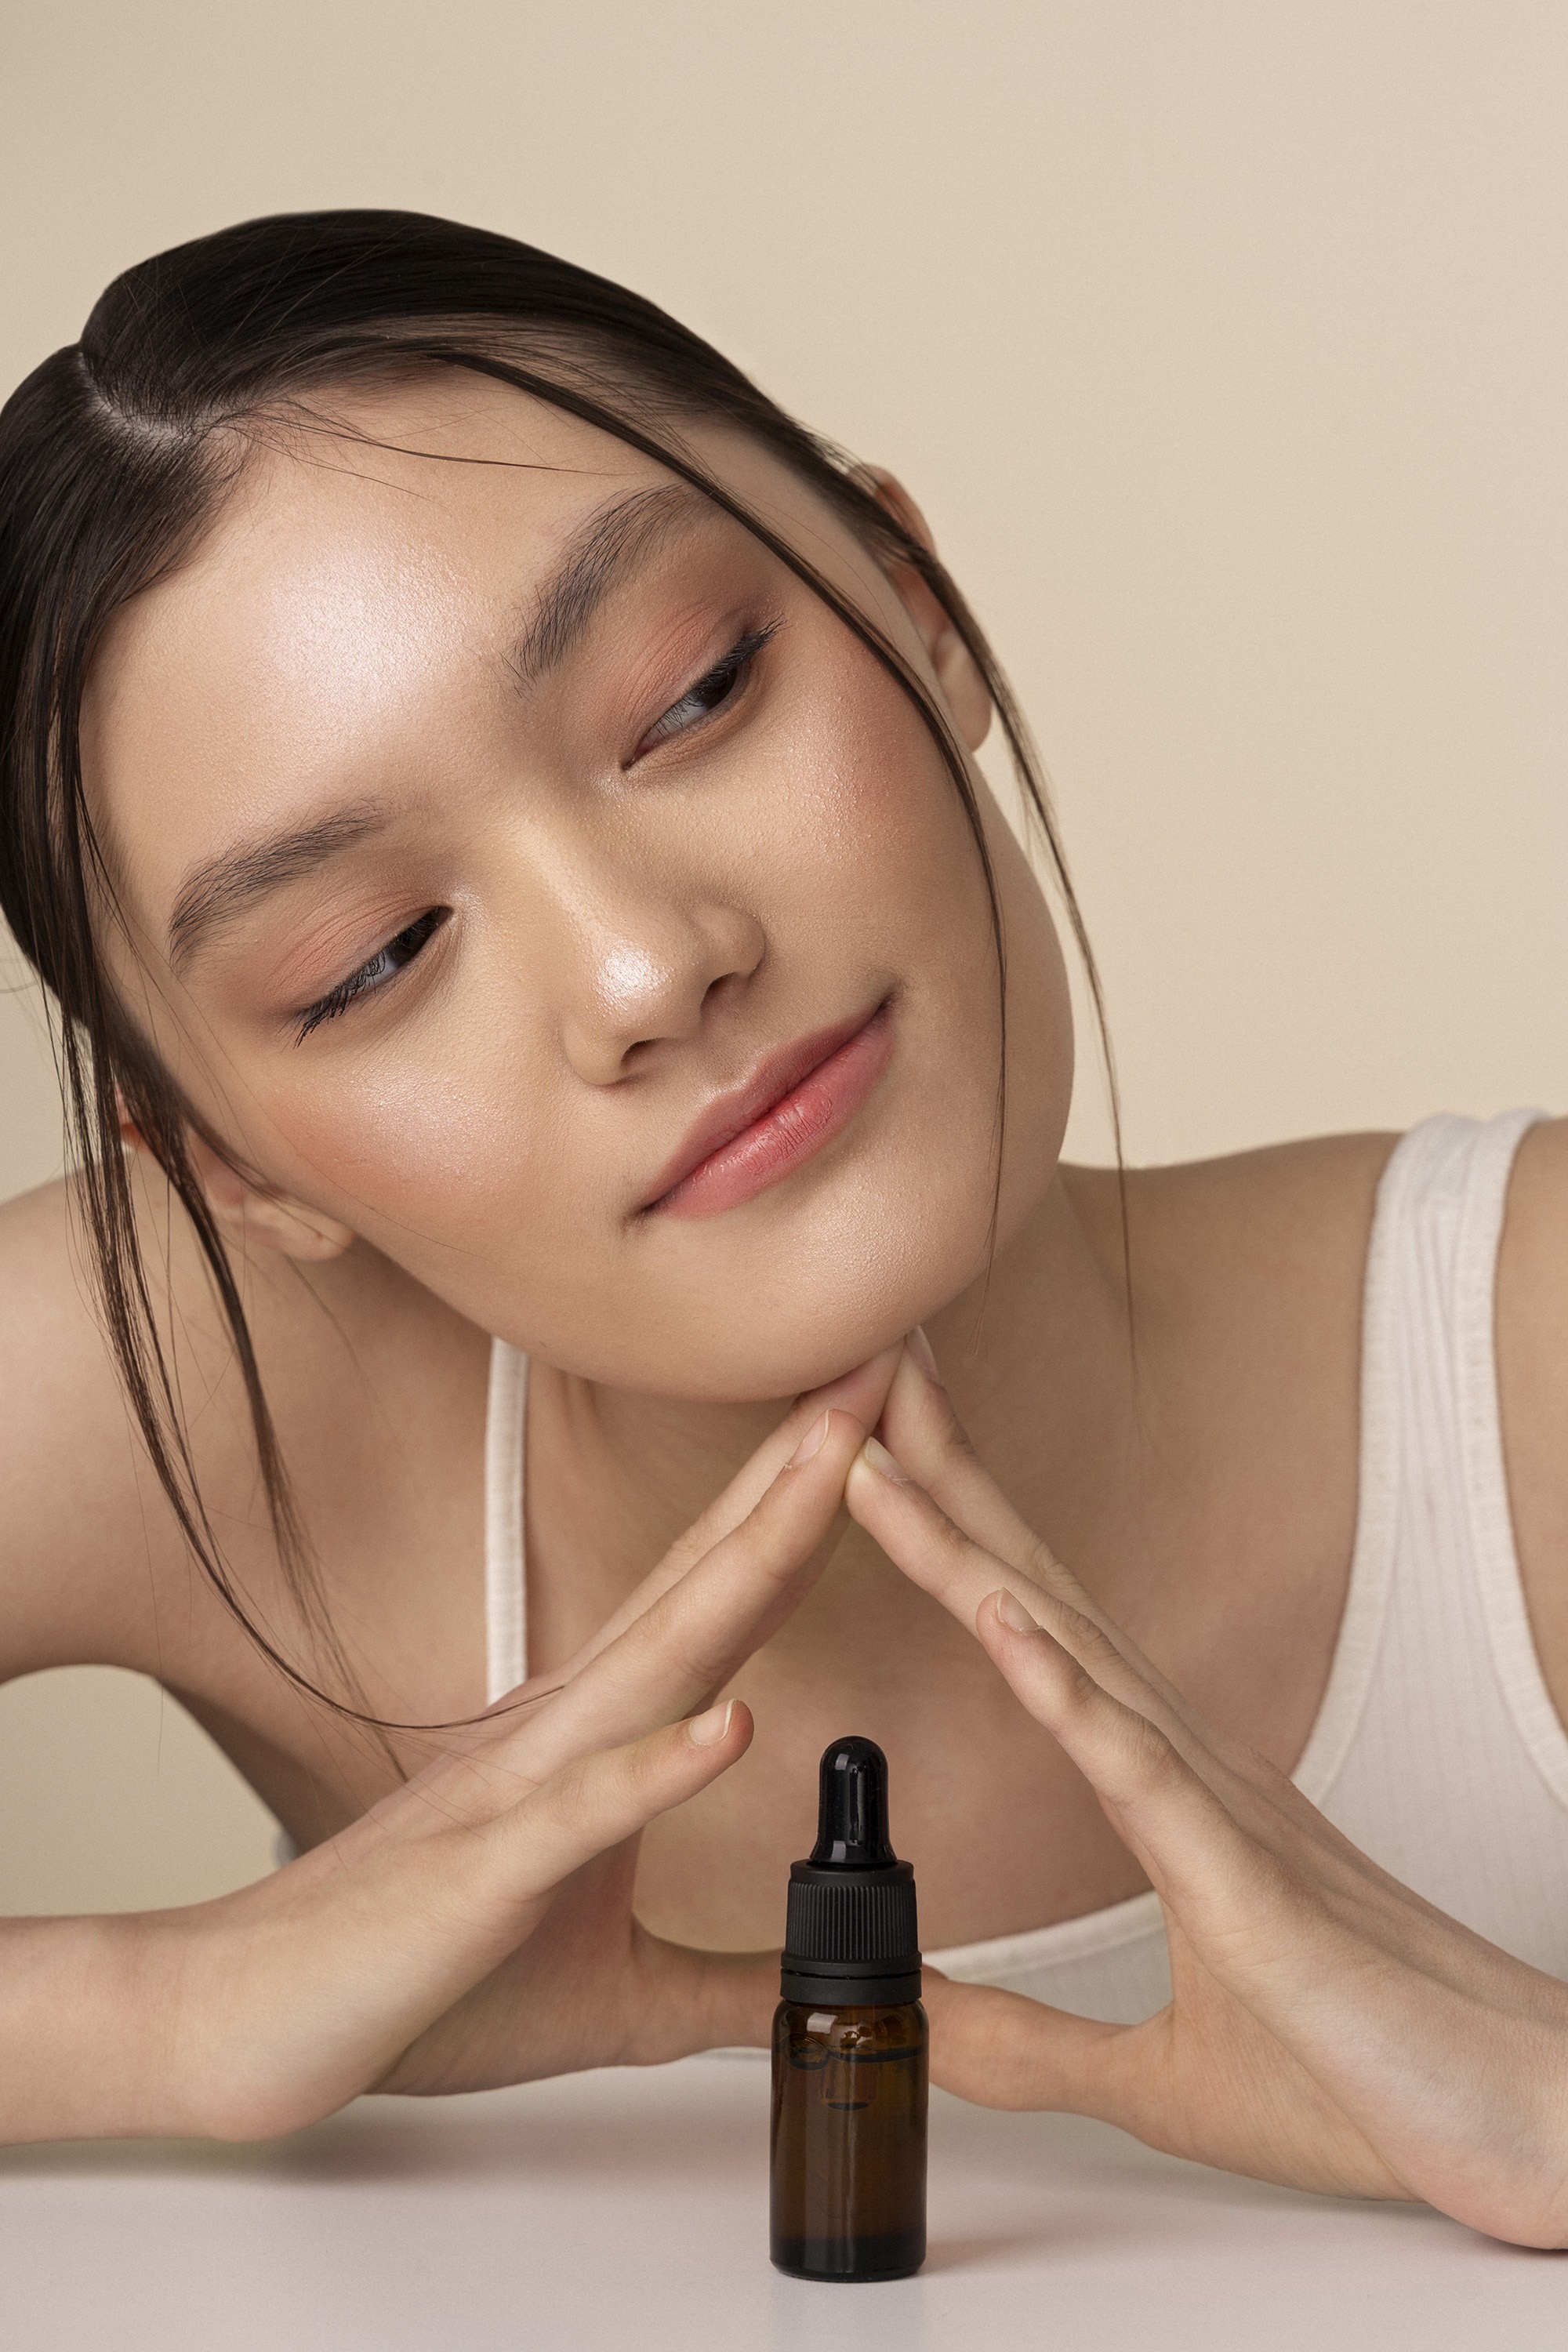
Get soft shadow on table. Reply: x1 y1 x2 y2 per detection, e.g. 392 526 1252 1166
922 2232 1052 2273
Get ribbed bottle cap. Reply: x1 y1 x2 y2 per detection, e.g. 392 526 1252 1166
780 1737 921 2005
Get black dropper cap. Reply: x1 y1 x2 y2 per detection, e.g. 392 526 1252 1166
779 1737 922 2006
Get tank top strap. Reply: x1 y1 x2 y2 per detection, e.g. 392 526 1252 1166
483 1339 529 1704
1292 1108 1542 1802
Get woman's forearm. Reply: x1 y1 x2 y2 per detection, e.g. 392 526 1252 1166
0 1911 200 2143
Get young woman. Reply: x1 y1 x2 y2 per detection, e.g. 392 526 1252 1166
3 210 1567 2241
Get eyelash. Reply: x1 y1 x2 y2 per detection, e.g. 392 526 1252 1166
635 624 777 755
292 628 776 1043
294 907 448 1044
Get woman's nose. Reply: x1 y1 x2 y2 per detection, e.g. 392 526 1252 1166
557 895 766 1085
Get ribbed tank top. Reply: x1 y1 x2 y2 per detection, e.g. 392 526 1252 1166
484 1109 1568 2022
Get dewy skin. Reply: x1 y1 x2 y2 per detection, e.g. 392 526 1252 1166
770 1737 928 2281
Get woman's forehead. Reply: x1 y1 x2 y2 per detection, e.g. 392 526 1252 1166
75 386 641 914
175 379 682 634
93 375 829 722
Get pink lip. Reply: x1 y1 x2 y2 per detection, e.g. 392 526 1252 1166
641 1003 895 1220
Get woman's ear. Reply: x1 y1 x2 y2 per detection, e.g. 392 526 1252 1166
186 1131 356 1261
855 466 993 753
118 1102 354 1262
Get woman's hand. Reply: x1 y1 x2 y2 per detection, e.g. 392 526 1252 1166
845 1344 1568 2248
93 1355 899 2147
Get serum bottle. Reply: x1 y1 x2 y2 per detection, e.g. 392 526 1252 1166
770 1737 927 2281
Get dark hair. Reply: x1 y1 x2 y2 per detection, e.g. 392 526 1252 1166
0 209 1117 1728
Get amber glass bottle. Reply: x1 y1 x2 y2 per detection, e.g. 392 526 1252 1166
770 1737 927 2281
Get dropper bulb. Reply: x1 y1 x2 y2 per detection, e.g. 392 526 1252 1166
810 1736 897 1868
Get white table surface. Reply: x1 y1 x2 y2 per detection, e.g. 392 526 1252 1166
3 2054 1563 2350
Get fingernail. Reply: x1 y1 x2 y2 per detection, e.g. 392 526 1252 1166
994 1588 1040 1634
689 1699 735 1748
860 1436 909 1485
906 1326 940 1381
789 1411 831 1466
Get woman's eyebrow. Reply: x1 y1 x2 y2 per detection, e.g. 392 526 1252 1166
168 804 387 975
511 482 710 687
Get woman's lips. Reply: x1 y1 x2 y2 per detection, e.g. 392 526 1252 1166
642 1004 895 1220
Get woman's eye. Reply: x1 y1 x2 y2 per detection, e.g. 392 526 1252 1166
294 907 448 1044
637 625 777 756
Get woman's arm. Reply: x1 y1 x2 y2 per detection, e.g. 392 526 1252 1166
0 1184 902 2143
0 1370 889 2143
848 1345 1568 2248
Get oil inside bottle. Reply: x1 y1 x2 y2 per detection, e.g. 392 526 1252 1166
771 1998 927 2280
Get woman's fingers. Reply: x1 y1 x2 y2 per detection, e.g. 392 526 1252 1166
845 1432 1171 1735
917 1943 1148 2134
372 1704 753 1958
853 1376 1256 1771
972 1592 1517 2056
879 1338 1065 1581
542 1345 905 1681
920 1969 1122 2113
891 1384 1480 1929
466 1405 871 1798
480 1700 754 1907
877 1348 1168 1678
971 1589 1271 1899
848 1438 1308 1875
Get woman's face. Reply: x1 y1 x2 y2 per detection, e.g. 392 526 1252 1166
85 372 1073 1399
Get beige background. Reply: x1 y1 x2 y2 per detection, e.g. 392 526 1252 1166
2 0 1566 1912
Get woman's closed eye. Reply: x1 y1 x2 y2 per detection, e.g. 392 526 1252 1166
294 906 449 1044
634 624 778 757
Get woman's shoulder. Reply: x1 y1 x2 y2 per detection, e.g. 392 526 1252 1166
1502 1113 1568 1292
1498 1115 1568 1414
1066 1134 1398 1553
0 1175 165 1673
0 1163 485 1681
1066 1128 1400 1322
1070 1114 1568 1717
1494 1119 1568 1718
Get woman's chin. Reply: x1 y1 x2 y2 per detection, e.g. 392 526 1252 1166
601 1277 981 1405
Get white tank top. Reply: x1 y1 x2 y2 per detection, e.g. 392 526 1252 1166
483 1109 1568 2022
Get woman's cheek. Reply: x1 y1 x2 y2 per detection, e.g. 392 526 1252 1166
731 660 987 955
253 1034 571 1279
